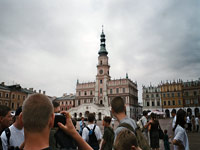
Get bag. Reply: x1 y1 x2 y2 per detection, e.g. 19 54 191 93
158 124 164 139
5 128 20 150
118 123 150 150
54 128 77 150
86 125 99 150
137 118 144 131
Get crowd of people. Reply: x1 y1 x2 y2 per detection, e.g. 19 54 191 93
0 94 199 150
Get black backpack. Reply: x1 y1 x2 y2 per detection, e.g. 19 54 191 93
4 128 20 150
86 125 99 150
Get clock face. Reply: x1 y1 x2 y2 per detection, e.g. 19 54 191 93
99 69 103 74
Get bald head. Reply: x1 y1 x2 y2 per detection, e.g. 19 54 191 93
22 93 53 133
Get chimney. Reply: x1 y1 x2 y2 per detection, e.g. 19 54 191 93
1 82 5 86
43 91 46 95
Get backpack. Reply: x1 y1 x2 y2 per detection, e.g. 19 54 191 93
86 125 99 150
118 123 150 150
4 128 20 150
136 118 144 131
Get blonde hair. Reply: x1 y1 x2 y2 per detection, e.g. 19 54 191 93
114 129 138 150
22 93 53 132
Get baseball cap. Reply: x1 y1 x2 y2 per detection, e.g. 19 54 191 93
15 106 22 116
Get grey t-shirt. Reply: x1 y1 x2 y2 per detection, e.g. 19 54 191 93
114 117 137 142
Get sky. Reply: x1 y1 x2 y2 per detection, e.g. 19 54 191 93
0 0 200 101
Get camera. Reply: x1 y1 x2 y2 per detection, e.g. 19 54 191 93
54 113 66 127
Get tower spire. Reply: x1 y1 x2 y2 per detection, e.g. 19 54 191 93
98 25 108 55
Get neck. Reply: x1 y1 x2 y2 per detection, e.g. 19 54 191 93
115 112 126 122
88 121 94 125
24 128 50 150
13 120 23 130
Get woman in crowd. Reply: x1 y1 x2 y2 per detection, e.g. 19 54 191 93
172 109 189 150
148 113 160 150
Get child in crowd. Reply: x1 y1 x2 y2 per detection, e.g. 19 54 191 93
113 129 141 150
163 129 170 150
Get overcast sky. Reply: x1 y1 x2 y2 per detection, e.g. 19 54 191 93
0 0 200 101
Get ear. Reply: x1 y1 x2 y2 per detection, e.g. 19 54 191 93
49 113 55 128
19 113 23 126
131 146 136 150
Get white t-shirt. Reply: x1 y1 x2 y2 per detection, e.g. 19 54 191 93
141 116 147 126
173 125 189 150
186 116 190 123
172 115 177 129
111 118 115 125
82 124 102 142
1 124 24 150
195 117 199 125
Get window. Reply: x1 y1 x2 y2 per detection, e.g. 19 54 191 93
156 94 159 97
194 99 198 104
84 91 87 96
110 89 112 94
172 93 174 97
17 103 19 108
167 93 170 97
172 100 175 105
5 93 9 98
194 91 197 96
163 94 165 98
147 102 149 106
12 94 15 99
100 88 102 94
23 96 26 100
18 95 20 100
185 100 190 105
178 93 180 97
70 101 71 105
151 94 154 98
157 101 160 106
164 101 166 106
78 100 80 105
168 101 171 106
152 101 154 106
116 88 119 94
146 95 149 98
11 103 14 109
100 80 103 84
178 100 181 105
90 91 92 95
123 88 125 93
185 92 188 96
0 93 2 97
79 91 81 96
84 99 87 103
100 60 102 65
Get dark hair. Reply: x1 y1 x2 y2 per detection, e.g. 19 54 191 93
171 109 176 114
150 113 156 120
52 101 60 108
88 113 95 123
143 110 148 116
164 129 167 134
111 97 125 113
0 105 11 117
72 118 77 127
174 109 186 131
103 116 111 124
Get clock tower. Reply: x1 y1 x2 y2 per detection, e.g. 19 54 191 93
95 28 110 107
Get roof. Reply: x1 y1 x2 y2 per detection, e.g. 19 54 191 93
55 95 76 101
0 85 10 91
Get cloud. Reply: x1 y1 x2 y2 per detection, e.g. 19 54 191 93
0 0 199 101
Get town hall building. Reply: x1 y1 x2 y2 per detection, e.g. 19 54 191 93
57 29 141 120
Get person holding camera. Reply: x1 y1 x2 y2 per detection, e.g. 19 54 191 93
20 93 92 150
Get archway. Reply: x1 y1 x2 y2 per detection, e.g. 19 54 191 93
194 108 199 116
79 113 82 118
100 100 103 105
74 113 77 118
85 111 89 118
98 112 102 120
165 109 170 118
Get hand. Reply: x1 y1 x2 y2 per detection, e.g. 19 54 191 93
57 111 77 135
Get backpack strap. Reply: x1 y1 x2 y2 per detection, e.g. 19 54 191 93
86 126 91 132
118 123 135 133
92 125 96 132
5 128 11 146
